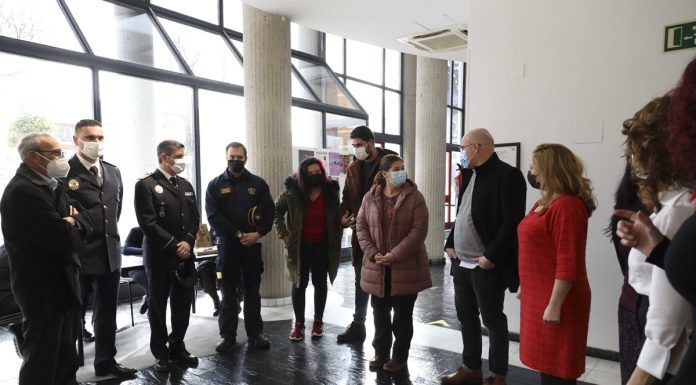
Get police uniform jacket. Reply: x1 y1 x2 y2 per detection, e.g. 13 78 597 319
0 163 93 316
134 169 200 272
65 155 123 274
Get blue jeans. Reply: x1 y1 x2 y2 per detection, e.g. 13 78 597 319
353 249 369 325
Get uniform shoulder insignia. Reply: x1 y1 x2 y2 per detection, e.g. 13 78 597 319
101 160 117 168
138 172 153 180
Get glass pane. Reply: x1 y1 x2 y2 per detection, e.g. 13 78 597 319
291 22 320 56
292 58 358 110
66 0 181 72
230 38 243 55
292 69 317 101
223 0 243 32
325 33 344 75
0 0 83 51
447 61 453 106
346 39 383 85
152 0 217 24
453 61 465 108
384 143 401 156
325 113 366 151
446 107 452 144
346 80 383 132
452 109 462 145
0 53 92 245
385 49 401 90
292 107 322 148
100 71 194 236
198 89 245 225
384 90 400 136
159 17 243 84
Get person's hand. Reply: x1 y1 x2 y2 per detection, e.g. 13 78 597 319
375 252 393 266
474 256 495 270
281 235 289 246
445 248 459 260
543 303 561 324
241 232 261 246
516 287 521 300
614 209 664 256
63 217 76 227
176 241 191 260
69 205 79 215
626 367 656 385
341 212 356 228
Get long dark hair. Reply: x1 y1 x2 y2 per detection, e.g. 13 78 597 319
605 162 643 237
373 154 404 187
296 157 328 207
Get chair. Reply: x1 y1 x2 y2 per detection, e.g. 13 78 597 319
118 277 135 327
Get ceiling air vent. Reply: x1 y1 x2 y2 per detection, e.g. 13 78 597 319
398 26 468 53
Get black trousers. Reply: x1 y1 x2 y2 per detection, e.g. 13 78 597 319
453 266 509 376
147 266 193 359
80 270 120 371
541 373 576 385
218 242 264 339
19 309 79 385
371 291 418 362
292 241 329 323
352 248 369 325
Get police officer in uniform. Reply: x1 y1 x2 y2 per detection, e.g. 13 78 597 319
134 140 200 372
64 119 136 378
206 142 274 352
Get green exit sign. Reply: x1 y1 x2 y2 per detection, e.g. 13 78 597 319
665 20 696 52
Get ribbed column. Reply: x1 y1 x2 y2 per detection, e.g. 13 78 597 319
243 5 292 305
401 54 417 179
414 56 447 263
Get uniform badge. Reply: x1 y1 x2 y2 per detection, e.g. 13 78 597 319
220 187 231 194
184 191 194 197
155 185 164 194
248 187 256 195
68 179 79 190
159 206 165 218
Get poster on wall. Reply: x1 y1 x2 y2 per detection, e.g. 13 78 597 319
293 146 354 191
494 142 521 169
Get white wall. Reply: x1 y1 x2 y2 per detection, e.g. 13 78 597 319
467 0 696 351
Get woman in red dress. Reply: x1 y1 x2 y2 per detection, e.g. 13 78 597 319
518 143 596 385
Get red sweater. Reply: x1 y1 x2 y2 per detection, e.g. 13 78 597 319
303 193 326 243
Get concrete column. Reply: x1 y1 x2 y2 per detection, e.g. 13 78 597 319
243 5 293 305
401 54 417 179
414 56 447 263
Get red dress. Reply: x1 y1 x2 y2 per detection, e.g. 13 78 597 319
517 195 592 380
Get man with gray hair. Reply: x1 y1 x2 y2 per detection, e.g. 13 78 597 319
1 132 93 385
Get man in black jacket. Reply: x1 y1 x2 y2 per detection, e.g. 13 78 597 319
1 133 93 385
206 142 275 352
441 129 527 385
64 119 136 378
134 140 200 372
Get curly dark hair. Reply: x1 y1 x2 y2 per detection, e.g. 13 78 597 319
622 93 683 211
667 56 696 188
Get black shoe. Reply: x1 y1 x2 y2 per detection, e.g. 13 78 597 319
154 359 170 372
83 328 96 343
215 338 238 354
139 298 148 315
7 323 23 358
95 363 138 377
248 334 270 350
337 322 366 343
213 309 219 317
170 352 198 367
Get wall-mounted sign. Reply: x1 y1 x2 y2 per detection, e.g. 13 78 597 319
665 20 696 52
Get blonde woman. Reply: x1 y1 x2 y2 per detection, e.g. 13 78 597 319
517 144 595 385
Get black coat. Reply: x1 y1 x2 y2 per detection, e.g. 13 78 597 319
64 155 123 274
0 163 93 316
134 169 200 272
444 153 527 292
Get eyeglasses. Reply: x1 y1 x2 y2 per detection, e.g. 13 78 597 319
35 150 65 158
459 143 477 151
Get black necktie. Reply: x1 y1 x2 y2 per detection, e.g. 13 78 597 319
90 166 102 186
170 176 178 188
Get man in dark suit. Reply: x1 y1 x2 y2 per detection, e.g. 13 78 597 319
64 119 136 377
1 133 93 385
441 129 527 385
134 140 200 372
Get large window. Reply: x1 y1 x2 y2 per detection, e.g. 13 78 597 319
446 61 466 227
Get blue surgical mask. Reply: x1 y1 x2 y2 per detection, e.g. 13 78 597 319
460 151 469 169
389 170 407 187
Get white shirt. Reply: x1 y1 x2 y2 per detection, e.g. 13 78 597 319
157 166 175 182
628 187 694 379
76 152 102 183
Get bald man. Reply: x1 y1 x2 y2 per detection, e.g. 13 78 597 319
441 129 527 385
1 133 93 385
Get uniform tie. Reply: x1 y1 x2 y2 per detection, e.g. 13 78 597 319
90 166 102 187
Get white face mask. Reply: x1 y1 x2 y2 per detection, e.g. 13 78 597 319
79 139 104 159
35 152 71 178
171 158 186 175
354 145 369 161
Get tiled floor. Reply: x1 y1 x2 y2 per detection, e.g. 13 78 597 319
0 260 621 384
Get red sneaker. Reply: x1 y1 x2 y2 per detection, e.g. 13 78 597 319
311 320 323 338
289 322 304 341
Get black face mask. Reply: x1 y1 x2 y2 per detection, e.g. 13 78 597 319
305 173 324 187
228 160 245 173
527 170 541 190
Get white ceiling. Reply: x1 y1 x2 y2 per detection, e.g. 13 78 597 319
242 0 470 62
